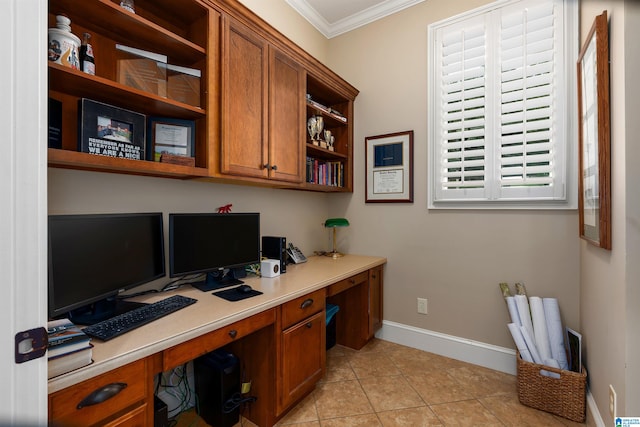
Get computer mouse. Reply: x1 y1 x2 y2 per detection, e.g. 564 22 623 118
237 284 253 294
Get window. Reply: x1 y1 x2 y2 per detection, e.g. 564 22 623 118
428 0 577 209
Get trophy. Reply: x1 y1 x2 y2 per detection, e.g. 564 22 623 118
322 130 332 149
306 115 324 145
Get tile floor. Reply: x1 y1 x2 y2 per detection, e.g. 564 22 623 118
179 338 588 426
272 339 587 427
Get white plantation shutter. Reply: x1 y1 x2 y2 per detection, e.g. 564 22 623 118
428 0 576 208
439 22 488 200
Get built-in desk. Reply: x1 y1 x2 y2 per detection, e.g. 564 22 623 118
48 254 386 427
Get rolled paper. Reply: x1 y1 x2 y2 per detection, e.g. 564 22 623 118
508 323 533 362
543 297 569 370
520 325 542 364
541 358 561 378
530 296 552 361
515 294 534 342
506 296 521 326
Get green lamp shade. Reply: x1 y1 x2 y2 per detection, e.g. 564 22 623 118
324 218 349 228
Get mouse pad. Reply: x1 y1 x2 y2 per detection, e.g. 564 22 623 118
213 286 263 301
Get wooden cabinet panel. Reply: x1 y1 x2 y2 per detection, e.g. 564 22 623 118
368 266 384 338
280 288 325 329
277 310 325 414
49 358 149 426
268 48 305 183
162 308 276 371
221 16 268 179
221 16 304 184
102 403 148 427
327 271 368 297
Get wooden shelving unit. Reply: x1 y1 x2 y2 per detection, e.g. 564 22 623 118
48 0 210 178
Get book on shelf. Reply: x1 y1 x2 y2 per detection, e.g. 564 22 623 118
306 98 348 123
48 344 94 379
47 318 92 358
306 157 344 187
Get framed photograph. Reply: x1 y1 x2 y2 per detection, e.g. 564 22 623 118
78 99 146 160
577 11 611 249
147 117 196 164
365 131 413 203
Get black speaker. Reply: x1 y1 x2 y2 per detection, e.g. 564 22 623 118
194 349 240 427
262 236 287 273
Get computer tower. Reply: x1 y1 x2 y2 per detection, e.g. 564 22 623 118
262 236 287 273
194 349 240 427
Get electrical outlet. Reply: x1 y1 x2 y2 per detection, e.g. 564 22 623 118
417 298 428 314
609 385 616 418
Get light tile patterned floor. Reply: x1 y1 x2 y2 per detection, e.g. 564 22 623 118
273 338 587 427
179 338 588 426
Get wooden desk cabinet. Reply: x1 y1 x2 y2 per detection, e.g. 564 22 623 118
48 260 385 427
48 358 155 427
276 288 326 415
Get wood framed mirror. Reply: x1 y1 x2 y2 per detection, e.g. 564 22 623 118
577 11 611 249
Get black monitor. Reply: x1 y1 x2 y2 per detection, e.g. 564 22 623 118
48 213 165 323
169 213 260 291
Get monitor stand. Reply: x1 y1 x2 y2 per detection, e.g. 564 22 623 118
192 268 245 292
69 297 147 325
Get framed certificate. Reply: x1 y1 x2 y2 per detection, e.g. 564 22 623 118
365 131 413 203
147 117 196 163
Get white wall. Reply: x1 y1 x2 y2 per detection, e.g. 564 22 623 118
323 0 580 350
48 169 335 278
579 0 640 421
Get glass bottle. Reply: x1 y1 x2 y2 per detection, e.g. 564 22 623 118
79 32 95 75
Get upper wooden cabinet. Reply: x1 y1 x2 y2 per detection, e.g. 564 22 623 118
218 16 304 184
47 0 215 179
47 0 358 192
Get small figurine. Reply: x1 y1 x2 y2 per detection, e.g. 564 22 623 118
217 204 232 213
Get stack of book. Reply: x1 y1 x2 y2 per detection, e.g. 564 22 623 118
47 318 93 379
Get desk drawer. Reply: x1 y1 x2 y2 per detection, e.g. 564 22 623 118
163 308 276 370
280 288 326 330
49 358 148 426
327 271 368 297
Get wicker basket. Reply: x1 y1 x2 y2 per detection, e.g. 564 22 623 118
516 352 587 422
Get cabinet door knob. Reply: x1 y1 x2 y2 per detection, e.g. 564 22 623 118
228 329 238 339
300 298 313 309
305 322 313 329
349 279 355 284
262 163 270 170
271 164 278 171
77 382 127 409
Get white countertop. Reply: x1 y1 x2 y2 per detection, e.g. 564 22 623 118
48 254 386 394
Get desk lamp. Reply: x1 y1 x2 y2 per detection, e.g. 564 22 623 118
324 218 349 259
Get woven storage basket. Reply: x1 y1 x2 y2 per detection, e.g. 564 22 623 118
516 352 587 422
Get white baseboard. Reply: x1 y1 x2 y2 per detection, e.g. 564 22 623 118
376 320 517 374
376 320 604 426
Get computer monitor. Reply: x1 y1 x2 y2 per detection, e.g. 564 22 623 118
169 213 260 291
48 213 165 323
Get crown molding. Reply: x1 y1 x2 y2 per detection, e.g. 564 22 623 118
285 0 426 38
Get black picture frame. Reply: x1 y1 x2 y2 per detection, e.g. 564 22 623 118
147 117 196 162
78 99 146 160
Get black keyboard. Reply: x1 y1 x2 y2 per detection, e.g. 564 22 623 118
83 295 197 341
